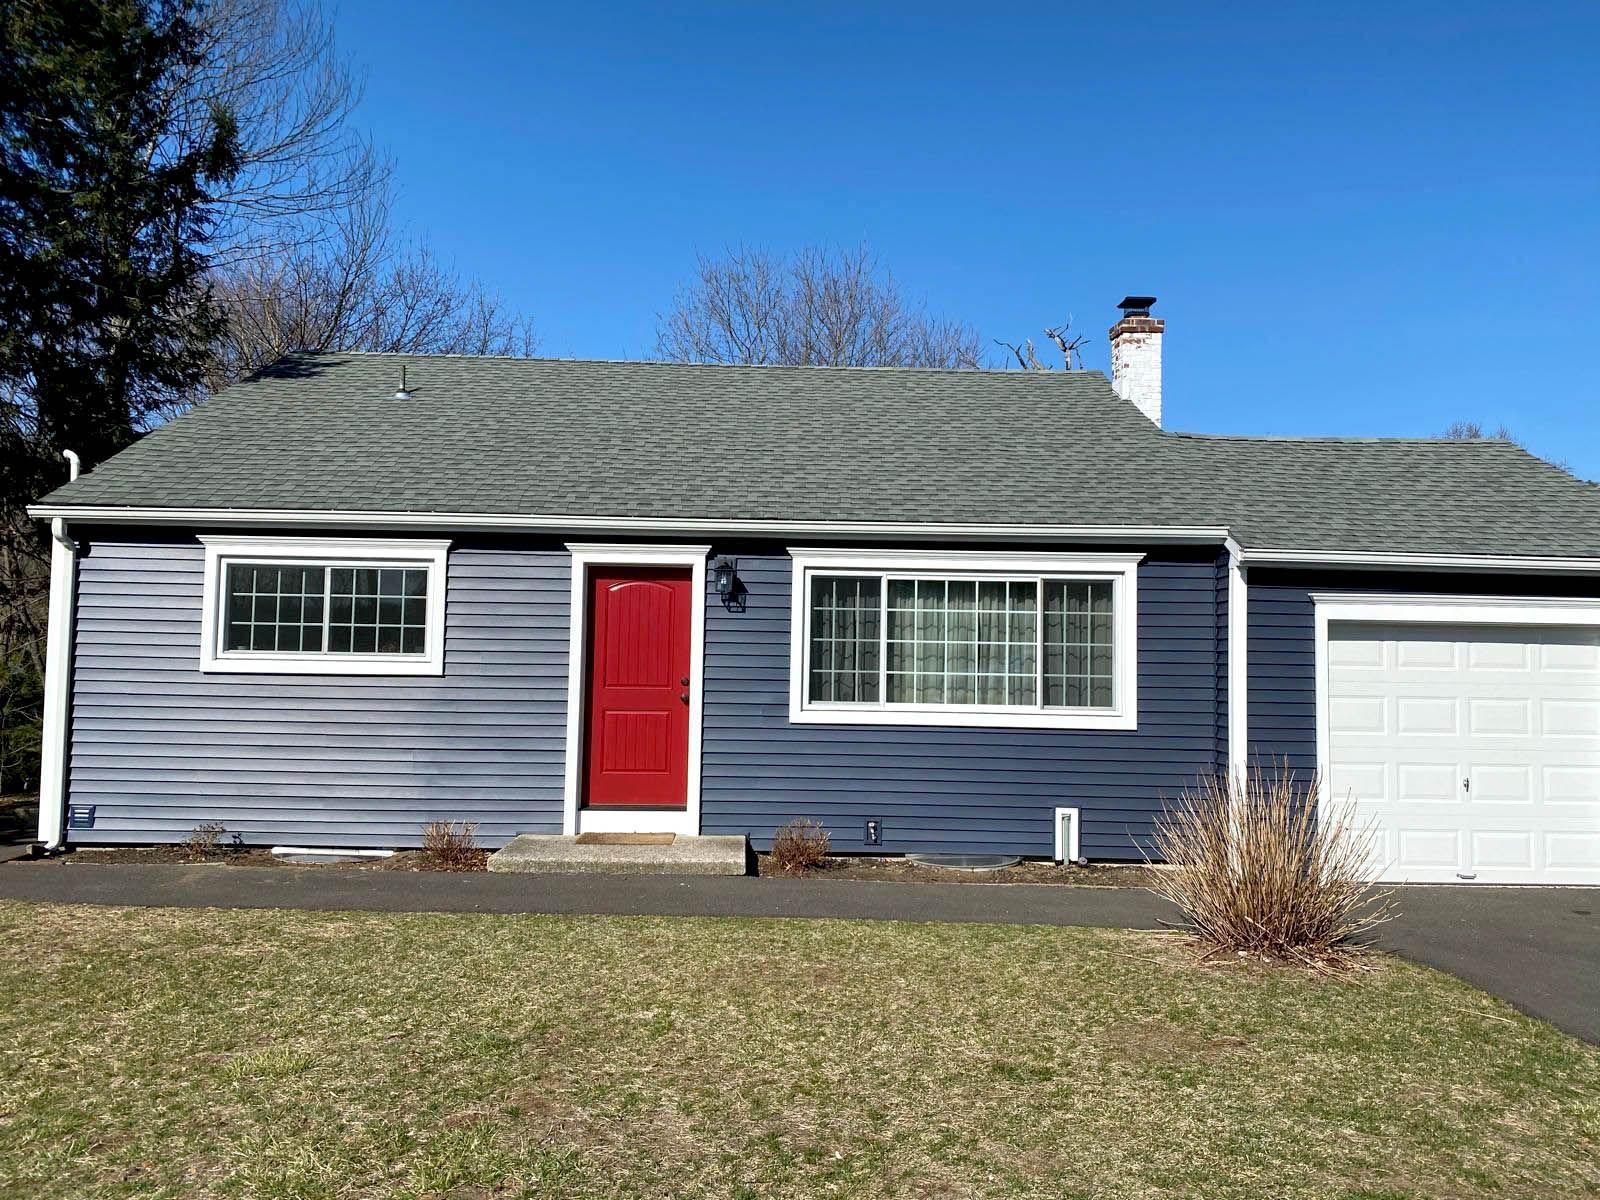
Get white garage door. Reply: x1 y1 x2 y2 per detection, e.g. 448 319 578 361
1326 621 1600 884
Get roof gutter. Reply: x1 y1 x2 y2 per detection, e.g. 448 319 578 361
1239 548 1600 575
23 504 1235 546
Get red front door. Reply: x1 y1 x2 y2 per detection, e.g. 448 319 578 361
583 566 692 809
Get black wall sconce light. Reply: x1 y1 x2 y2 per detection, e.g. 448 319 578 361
711 556 739 598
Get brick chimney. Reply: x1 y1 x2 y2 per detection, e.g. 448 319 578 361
1109 295 1163 426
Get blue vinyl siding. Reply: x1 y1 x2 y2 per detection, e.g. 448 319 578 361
66 531 570 848
700 547 1225 860
1245 568 1600 776
66 532 1230 858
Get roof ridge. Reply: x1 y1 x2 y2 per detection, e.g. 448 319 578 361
276 350 1110 380
1167 431 1518 446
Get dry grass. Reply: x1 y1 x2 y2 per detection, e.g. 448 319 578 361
1 902 1597 1200
768 817 830 874
1151 768 1394 965
419 820 487 871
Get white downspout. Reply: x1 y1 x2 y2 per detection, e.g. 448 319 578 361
36 451 81 850
1226 540 1249 782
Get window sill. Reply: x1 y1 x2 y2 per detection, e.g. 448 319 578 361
200 653 443 677
788 704 1136 731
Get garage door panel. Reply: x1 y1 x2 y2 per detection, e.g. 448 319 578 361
1546 765 1600 803
1397 828 1464 871
1331 695 1387 735
1468 697 1531 737
1467 764 1533 803
1472 831 1533 870
1546 832 1600 872
1395 762 1458 802
1544 638 1600 671
1467 640 1532 671
1328 620 1599 885
1396 696 1458 735
1395 637 1457 669
1544 699 1600 738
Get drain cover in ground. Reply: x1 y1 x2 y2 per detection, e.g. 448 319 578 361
574 832 676 846
906 853 1020 872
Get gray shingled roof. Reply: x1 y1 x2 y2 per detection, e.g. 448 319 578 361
34 352 1600 557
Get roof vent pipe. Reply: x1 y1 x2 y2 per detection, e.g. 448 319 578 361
63 449 80 481
393 364 413 401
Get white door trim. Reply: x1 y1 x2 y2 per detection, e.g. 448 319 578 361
1313 593 1600 883
561 543 710 837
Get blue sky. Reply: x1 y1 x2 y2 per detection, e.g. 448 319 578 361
333 1 1599 477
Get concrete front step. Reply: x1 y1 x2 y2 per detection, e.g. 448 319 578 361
487 834 749 876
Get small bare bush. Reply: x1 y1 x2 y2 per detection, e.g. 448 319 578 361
769 818 831 874
420 821 485 871
180 822 228 862
1151 767 1394 963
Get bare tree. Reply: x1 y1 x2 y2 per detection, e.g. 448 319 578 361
169 0 388 268
656 245 982 368
207 190 536 390
1441 420 1519 443
998 318 1089 370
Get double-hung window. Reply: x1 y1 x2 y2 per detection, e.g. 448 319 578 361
198 536 450 675
790 550 1141 729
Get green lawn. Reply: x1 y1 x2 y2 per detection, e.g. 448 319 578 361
0 902 1596 1199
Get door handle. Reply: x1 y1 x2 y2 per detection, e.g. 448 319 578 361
680 677 690 686
679 692 690 704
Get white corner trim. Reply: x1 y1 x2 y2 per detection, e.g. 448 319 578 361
197 535 451 675
1311 592 1600 811
36 518 78 849
1246 548 1600 574
24 503 1231 545
1227 549 1248 779
1054 806 1081 864
786 548 1143 731
561 543 711 837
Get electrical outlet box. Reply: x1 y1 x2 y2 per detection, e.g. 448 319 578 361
67 804 96 829
864 818 882 846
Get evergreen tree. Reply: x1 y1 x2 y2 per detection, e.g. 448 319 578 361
0 0 239 501
0 0 239 724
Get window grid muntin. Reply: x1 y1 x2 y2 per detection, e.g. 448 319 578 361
809 574 882 702
806 570 1118 713
1043 579 1115 707
225 564 327 653
221 559 430 658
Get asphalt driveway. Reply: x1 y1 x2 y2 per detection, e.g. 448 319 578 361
0 857 1593 1043
1376 886 1598 1044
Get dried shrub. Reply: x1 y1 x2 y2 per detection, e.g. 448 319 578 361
770 818 830 874
180 822 228 862
420 820 486 871
1150 767 1395 964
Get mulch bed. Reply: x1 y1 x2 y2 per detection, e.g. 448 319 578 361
757 854 1159 887
52 844 1152 885
53 845 488 872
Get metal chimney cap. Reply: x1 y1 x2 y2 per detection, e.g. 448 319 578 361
1116 295 1157 316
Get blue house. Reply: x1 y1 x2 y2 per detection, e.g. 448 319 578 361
28 300 1600 884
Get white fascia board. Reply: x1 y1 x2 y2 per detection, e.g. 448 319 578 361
25 504 1232 545
1244 547 1600 574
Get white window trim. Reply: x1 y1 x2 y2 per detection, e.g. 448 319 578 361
198 535 451 675
787 548 1143 730
561 543 710 837
1310 592 1600 806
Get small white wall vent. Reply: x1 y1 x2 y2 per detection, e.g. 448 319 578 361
1054 806 1085 865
